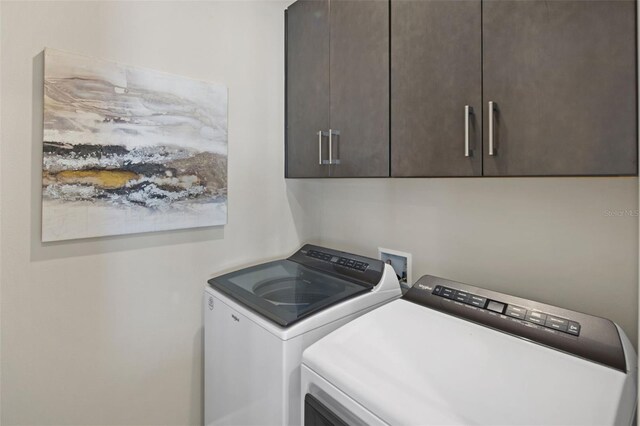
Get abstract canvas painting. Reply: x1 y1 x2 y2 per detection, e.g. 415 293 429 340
42 49 228 242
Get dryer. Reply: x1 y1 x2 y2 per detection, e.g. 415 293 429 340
204 244 401 425
301 275 637 425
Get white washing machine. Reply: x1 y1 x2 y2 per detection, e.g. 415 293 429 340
204 244 401 425
301 275 637 425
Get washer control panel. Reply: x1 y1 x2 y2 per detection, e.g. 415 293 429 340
432 285 581 336
306 249 369 272
289 244 384 288
404 275 626 372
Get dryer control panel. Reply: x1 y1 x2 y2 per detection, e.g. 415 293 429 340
432 285 581 336
404 275 626 372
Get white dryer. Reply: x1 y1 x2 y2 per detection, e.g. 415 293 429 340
204 245 401 425
301 275 637 425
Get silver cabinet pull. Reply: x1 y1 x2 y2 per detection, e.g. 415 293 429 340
328 128 333 165
330 129 341 165
318 131 330 165
318 130 323 165
320 129 340 166
488 101 496 156
464 105 473 157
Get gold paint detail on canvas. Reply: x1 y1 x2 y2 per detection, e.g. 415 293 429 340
50 170 140 189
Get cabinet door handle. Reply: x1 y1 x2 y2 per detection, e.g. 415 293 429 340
318 131 323 165
488 101 496 156
330 129 341 165
318 131 330 165
328 129 333 165
464 105 473 157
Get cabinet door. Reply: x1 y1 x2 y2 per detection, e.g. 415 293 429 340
483 0 637 176
329 0 389 177
286 0 331 178
391 0 482 177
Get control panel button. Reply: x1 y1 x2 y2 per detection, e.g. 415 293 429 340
545 316 569 332
525 311 547 325
467 295 487 308
486 300 506 314
333 257 368 272
505 305 527 319
432 285 442 296
454 291 469 303
567 321 581 336
440 287 455 299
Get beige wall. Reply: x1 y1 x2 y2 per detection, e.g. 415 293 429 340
293 177 639 347
0 1 314 424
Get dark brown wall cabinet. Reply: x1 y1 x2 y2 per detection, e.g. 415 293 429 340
285 0 389 178
287 0 637 178
391 0 483 177
481 0 636 176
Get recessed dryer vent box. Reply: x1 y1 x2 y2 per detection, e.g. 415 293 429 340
378 247 412 290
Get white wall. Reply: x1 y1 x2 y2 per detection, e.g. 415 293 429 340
0 1 315 424
294 177 639 347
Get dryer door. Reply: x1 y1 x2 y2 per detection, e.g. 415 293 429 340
301 364 389 426
304 394 348 426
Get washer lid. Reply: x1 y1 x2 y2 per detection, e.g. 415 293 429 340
208 260 370 327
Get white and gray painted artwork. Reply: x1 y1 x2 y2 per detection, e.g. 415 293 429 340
42 48 228 241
